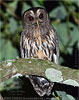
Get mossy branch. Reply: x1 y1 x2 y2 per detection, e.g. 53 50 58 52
0 58 79 91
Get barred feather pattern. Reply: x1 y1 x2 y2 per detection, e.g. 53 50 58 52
20 24 59 64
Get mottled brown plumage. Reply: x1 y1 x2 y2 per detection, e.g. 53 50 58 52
20 7 59 64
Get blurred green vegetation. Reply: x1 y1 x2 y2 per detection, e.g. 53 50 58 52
0 0 79 66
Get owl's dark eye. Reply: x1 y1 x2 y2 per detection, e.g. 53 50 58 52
29 16 34 21
39 13 43 19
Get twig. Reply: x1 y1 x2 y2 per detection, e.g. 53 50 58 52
62 0 78 25
0 0 20 20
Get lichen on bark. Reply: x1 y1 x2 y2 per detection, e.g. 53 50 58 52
0 58 79 89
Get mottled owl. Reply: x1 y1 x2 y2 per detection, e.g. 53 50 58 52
20 7 59 64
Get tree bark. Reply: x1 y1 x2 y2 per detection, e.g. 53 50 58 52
0 58 79 91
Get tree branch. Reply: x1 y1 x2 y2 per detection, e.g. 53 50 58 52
0 58 79 88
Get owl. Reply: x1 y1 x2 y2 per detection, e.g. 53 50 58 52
20 7 59 64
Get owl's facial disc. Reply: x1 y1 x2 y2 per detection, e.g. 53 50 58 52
23 10 35 26
23 8 48 28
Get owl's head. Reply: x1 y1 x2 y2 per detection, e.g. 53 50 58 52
22 7 50 28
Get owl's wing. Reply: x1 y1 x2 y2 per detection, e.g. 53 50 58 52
52 27 59 64
20 32 27 58
20 32 24 58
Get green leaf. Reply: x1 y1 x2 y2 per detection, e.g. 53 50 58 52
59 56 64 64
51 98 58 100
54 23 69 46
68 5 76 11
77 41 79 50
9 18 18 34
49 5 68 20
63 79 79 87
75 0 79 7
67 94 75 100
66 0 79 7
54 22 78 54
6 1 18 14
22 2 31 15
69 22 79 46
38 0 44 5
55 91 71 100
0 39 19 61
32 0 43 7
66 47 73 55
59 40 64 52
0 21 3 28
0 78 22 91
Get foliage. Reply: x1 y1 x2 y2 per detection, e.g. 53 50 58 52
52 91 75 100
0 0 78 64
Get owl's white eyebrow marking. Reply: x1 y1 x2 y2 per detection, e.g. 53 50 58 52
30 10 35 17
24 10 34 18
37 9 41 16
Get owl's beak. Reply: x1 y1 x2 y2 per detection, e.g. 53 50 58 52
36 19 39 27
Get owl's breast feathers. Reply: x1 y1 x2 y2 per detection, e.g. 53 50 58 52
21 27 57 61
